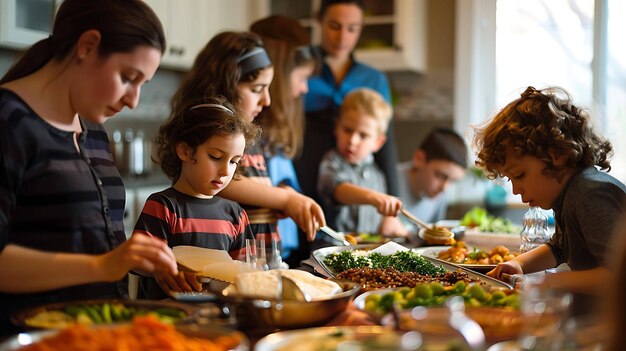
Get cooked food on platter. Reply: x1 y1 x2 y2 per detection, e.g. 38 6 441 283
413 242 520 272
322 247 446 276
313 243 512 291
436 242 519 264
336 267 483 291
13 299 194 330
4 315 245 351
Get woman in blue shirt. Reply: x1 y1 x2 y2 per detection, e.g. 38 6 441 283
295 0 399 208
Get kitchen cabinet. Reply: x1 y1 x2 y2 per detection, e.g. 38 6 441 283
251 0 426 71
0 0 60 49
144 0 248 70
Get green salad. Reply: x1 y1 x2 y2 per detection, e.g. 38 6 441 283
460 207 519 233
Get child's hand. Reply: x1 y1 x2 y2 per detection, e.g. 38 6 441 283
154 271 203 296
487 260 523 283
368 193 403 216
379 216 409 237
283 192 326 242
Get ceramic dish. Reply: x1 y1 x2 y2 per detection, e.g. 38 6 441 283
418 227 455 245
0 324 249 351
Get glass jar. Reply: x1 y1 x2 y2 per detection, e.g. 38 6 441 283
520 207 552 253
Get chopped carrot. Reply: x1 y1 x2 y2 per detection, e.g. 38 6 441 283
19 315 233 351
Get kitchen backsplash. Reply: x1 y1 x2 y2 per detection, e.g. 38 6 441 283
388 68 454 121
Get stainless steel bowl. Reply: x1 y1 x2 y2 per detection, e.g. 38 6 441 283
216 279 359 331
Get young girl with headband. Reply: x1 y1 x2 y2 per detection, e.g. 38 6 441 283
169 32 326 266
133 97 259 299
250 15 321 265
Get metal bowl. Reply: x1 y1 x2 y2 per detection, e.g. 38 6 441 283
216 279 359 331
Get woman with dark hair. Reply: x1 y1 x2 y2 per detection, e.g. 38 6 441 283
0 0 177 334
296 0 400 206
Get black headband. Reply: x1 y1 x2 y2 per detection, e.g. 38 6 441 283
237 47 272 76
295 45 319 61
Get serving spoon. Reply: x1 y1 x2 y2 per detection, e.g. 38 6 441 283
319 225 351 246
400 208 433 230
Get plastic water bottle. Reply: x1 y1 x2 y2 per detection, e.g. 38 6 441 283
520 207 552 253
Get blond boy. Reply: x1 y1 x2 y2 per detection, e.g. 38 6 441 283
317 88 406 236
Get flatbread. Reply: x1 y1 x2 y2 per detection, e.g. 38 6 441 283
234 269 342 300
173 246 243 283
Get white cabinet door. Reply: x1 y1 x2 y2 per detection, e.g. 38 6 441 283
145 0 193 70
355 0 426 71
250 0 426 72
0 0 58 49
145 0 249 70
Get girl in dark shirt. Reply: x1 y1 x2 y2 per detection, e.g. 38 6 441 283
474 86 626 315
0 0 177 333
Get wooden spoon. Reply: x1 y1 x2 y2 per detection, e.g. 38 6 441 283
401 208 433 230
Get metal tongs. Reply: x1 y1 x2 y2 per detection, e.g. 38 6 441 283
319 226 351 246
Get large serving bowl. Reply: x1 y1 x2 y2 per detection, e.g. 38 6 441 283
10 298 199 330
216 279 359 331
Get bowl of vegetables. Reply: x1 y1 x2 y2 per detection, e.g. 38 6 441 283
11 299 197 330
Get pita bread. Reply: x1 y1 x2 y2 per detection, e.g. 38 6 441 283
234 269 342 300
173 246 244 283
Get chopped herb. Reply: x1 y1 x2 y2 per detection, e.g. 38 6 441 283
323 250 445 276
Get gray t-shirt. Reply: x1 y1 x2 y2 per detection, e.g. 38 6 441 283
547 167 626 269
317 149 386 233
397 161 448 233
546 167 626 316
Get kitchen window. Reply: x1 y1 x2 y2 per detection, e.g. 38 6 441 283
455 0 625 183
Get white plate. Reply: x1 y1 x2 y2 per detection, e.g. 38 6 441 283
413 246 497 271
254 326 403 351
463 229 521 250
487 340 520 351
